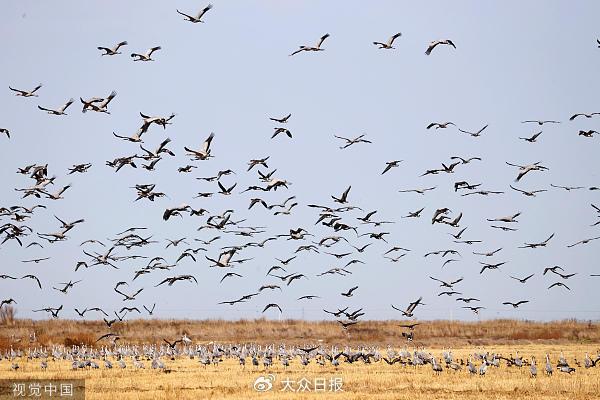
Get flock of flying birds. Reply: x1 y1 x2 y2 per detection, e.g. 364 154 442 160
1 4 600 348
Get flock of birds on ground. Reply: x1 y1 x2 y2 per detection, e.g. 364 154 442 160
1 340 600 377
1 4 600 358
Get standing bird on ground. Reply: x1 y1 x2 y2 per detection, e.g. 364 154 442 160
530 356 537 378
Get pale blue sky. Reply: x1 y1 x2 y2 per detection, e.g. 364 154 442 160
1 1 599 322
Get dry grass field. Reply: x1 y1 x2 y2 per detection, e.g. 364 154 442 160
1 318 599 349
1 345 599 400
1 319 600 399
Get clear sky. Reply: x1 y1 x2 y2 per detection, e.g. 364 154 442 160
1 1 599 322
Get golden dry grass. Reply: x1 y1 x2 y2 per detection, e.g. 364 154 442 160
1 318 599 350
1 344 599 400
2 319 600 398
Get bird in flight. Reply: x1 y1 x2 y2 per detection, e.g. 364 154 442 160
510 185 547 197
519 233 555 249
550 184 584 192
290 33 330 56
9 83 42 97
510 274 534 283
37 98 75 116
176 4 213 23
333 134 372 149
569 112 600 120
269 113 291 124
331 186 351 204
341 286 359 297
131 46 162 62
519 131 543 143
373 32 402 49
566 236 600 248
392 296 423 318
97 41 128 56
381 160 403 175
548 282 570 291
427 121 455 130
398 186 436 195
262 303 283 313
578 130 598 138
458 124 489 137
502 300 529 308
425 39 456 55
521 120 560 125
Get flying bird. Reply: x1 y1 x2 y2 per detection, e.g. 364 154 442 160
502 300 529 308
332 186 351 204
37 98 74 115
9 83 42 97
521 120 560 125
176 4 213 23
510 274 534 283
519 233 555 249
333 134 372 149
373 32 402 49
262 303 283 313
290 33 330 56
569 112 600 120
427 122 455 130
131 46 162 61
341 286 358 297
548 282 570 291
269 113 291 123
566 236 600 248
425 39 456 55
458 124 489 137
381 160 403 175
97 41 128 56
519 131 543 143
392 296 423 317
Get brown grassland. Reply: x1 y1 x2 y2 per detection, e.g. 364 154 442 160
1 318 600 349
0 318 599 399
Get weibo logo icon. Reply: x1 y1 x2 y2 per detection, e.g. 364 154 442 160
253 374 275 392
